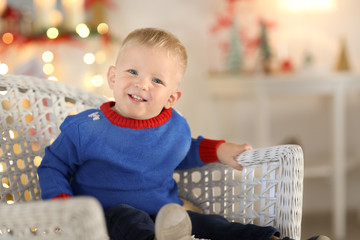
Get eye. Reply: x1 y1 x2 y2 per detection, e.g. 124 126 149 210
152 78 163 85
128 69 137 75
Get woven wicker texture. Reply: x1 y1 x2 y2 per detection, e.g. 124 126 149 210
0 74 105 205
0 197 109 239
0 74 304 239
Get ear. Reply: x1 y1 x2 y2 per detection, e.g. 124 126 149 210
164 90 182 109
107 66 117 89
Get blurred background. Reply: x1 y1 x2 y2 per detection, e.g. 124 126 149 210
1 0 359 239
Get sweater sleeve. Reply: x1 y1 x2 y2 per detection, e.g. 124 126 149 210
199 138 226 163
37 117 80 199
176 136 225 170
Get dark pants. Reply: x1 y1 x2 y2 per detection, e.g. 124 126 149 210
105 204 279 240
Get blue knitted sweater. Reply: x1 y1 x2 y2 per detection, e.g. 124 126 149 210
38 102 223 214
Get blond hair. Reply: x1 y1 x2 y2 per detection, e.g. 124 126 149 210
120 28 188 73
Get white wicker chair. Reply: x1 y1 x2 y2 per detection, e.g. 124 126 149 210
0 74 304 239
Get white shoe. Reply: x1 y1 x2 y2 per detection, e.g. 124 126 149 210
304 235 331 240
315 236 331 240
155 203 192 240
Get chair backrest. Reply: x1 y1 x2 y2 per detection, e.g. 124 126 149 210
0 74 105 204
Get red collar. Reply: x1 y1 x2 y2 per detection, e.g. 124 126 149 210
100 101 173 129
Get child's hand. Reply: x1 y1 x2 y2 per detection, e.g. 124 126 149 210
216 142 253 171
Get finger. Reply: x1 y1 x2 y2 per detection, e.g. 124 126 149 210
228 160 243 171
242 144 253 151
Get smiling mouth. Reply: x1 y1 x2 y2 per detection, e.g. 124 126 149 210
129 94 147 102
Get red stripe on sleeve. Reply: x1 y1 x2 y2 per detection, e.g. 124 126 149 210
199 138 226 163
51 192 72 200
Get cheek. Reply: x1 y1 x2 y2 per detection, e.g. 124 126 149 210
112 83 127 99
114 79 128 90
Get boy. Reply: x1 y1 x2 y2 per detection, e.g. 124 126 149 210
38 28 329 240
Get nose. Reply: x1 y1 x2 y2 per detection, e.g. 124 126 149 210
134 77 149 91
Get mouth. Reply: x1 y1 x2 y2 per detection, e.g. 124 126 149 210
128 94 147 102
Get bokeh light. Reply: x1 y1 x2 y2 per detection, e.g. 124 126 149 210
48 76 58 81
0 63 9 75
43 63 54 75
91 75 104 87
76 24 90 38
42 51 54 63
84 53 96 64
97 23 109 35
47 27 59 39
2 32 14 44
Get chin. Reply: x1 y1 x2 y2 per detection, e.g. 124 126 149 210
128 113 152 120
127 110 160 120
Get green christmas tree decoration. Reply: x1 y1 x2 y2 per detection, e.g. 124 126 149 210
225 22 243 74
259 20 272 74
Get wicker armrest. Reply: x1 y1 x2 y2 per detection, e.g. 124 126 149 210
0 197 109 240
175 144 304 240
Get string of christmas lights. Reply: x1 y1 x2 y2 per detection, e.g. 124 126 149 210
0 0 118 92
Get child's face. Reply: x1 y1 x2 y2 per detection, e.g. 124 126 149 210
107 42 183 120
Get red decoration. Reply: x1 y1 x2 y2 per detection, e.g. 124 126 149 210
281 59 293 72
210 0 252 33
0 33 83 55
242 18 276 54
1 6 22 34
1 6 20 21
84 0 116 9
